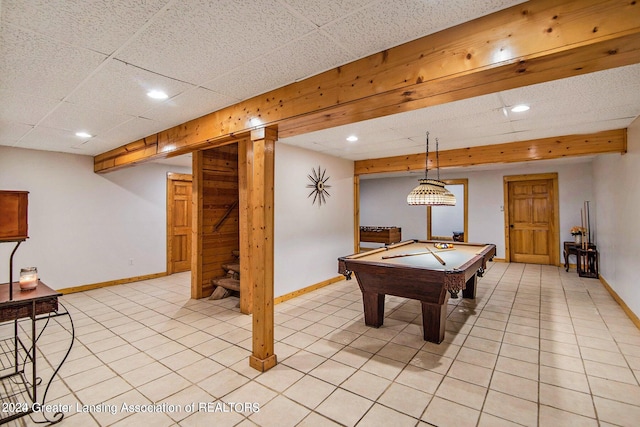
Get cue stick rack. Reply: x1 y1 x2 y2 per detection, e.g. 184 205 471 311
577 200 599 278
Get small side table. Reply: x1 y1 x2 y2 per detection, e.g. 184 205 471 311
0 281 74 425
563 241 596 272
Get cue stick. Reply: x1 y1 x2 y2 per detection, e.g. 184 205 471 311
424 246 447 265
382 251 432 259
586 201 591 245
580 207 583 248
382 247 447 265
580 207 584 272
347 247 388 260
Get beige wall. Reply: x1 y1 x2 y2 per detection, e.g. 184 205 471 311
0 146 190 289
274 144 354 297
593 119 640 318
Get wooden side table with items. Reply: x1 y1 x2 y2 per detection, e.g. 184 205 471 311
0 281 75 425
1 190 74 425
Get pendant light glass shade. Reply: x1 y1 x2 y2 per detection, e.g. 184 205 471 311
407 132 456 206
407 178 456 206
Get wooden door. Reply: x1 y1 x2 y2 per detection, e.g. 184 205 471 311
167 173 193 274
505 174 559 265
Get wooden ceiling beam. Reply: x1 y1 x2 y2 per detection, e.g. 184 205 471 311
94 132 247 173
354 129 627 175
94 0 640 173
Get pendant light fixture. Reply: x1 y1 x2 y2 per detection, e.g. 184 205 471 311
406 132 456 206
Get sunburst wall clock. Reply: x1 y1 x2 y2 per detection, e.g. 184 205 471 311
307 166 331 206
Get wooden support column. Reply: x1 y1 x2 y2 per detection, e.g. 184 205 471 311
353 175 360 253
238 137 252 314
191 151 204 299
248 127 277 372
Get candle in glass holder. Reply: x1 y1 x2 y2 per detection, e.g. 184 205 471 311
19 267 38 290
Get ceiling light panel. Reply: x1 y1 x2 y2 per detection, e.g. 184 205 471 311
147 90 168 99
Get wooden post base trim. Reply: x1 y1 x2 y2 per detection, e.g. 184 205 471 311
58 272 167 294
273 275 344 305
249 354 277 372
599 275 640 331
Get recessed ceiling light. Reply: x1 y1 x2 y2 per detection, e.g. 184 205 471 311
346 135 358 142
75 131 92 138
147 90 168 100
511 104 530 113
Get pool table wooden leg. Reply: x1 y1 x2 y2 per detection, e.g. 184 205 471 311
462 274 477 299
362 292 385 327
421 301 446 343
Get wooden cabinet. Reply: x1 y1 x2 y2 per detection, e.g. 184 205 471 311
360 226 402 244
0 191 28 241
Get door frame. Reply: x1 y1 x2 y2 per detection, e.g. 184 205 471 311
166 172 193 275
503 173 560 265
427 178 468 241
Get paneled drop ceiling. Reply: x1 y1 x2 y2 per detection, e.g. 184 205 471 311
1 0 639 169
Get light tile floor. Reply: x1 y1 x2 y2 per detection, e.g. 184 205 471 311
2 262 640 426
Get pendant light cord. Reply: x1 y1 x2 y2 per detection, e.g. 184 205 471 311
436 137 440 180
425 131 429 180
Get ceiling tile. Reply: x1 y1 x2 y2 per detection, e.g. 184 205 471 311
315 128 404 149
0 89 61 125
202 31 353 101
322 0 525 58
345 137 421 154
116 0 316 85
0 25 107 100
95 116 164 151
39 101 134 136
143 87 239 125
1 0 169 54
500 65 640 112
281 0 377 27
0 120 33 141
66 59 196 116
15 125 84 151
69 137 134 157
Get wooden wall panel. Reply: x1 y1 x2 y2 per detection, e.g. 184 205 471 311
196 144 240 298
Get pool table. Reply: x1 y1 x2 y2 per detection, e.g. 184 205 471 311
338 240 496 343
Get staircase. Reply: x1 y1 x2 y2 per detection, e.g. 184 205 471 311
210 251 240 300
